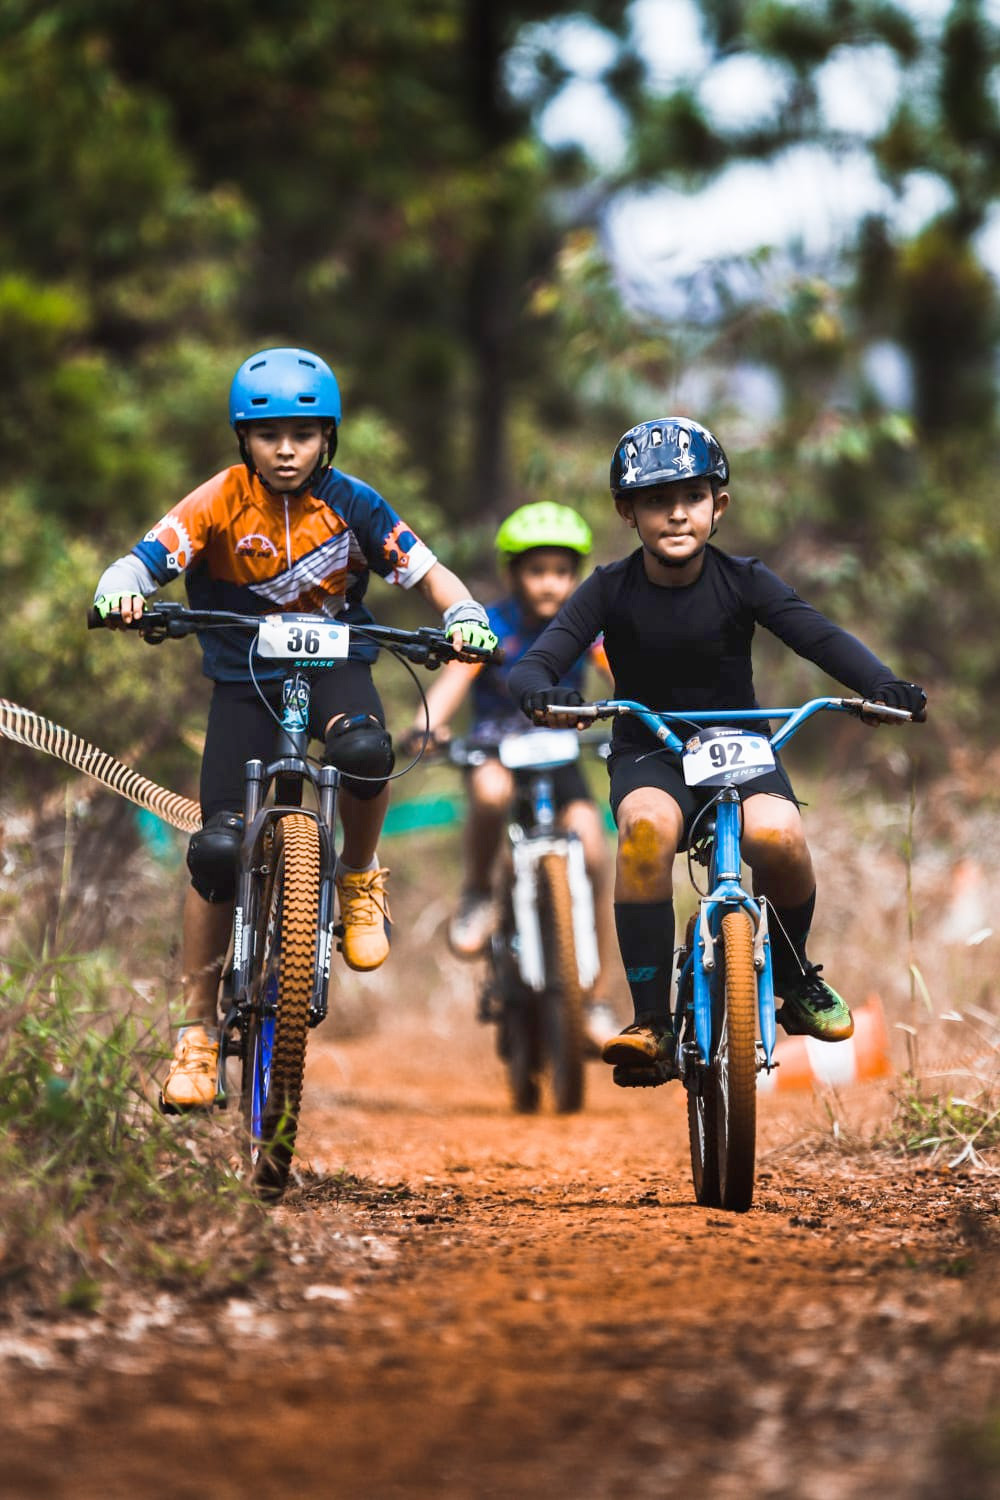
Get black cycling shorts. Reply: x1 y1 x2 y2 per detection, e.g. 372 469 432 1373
607 745 797 846
200 664 385 820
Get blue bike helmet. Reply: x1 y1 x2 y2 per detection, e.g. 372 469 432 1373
229 347 342 426
230 347 341 489
610 417 729 495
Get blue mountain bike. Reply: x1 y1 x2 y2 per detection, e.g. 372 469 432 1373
540 694 919 1213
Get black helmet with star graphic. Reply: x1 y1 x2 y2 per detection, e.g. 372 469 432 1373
610 417 729 496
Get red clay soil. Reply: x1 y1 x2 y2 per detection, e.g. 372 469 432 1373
2 1018 999 1500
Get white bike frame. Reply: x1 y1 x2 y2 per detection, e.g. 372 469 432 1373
508 830 599 993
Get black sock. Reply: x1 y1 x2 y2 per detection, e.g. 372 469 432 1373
614 901 675 1024
770 889 816 980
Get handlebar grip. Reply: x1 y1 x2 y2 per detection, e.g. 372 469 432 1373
537 704 601 721
857 699 916 724
87 607 108 629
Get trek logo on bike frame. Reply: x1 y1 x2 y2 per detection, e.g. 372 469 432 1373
683 728 775 788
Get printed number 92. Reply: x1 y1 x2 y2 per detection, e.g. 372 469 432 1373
708 740 748 768
286 626 322 654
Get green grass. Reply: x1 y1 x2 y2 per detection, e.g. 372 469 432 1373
886 1071 1000 1166
0 949 276 1312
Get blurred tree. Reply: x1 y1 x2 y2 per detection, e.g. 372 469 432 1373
2 0 1000 751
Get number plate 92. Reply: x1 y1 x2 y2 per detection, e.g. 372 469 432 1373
682 729 775 788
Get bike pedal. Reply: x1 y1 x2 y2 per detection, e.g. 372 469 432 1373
158 1091 227 1116
611 1061 675 1089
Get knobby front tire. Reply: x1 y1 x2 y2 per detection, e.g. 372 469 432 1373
241 813 320 1200
716 909 758 1212
495 899 540 1114
537 852 585 1114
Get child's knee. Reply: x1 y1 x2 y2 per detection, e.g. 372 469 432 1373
563 802 611 869
469 759 513 813
745 820 809 872
616 809 676 891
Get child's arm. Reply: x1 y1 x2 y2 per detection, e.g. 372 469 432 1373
508 573 605 712
93 476 220 625
401 659 481 754
415 562 496 650
751 561 924 707
93 554 160 625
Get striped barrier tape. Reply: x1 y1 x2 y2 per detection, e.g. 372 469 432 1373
1 699 202 834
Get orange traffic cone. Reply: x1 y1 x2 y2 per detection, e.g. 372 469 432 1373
757 993 892 1093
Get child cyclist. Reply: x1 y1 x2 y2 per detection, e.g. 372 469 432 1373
508 417 926 1080
92 347 498 1110
400 501 619 1051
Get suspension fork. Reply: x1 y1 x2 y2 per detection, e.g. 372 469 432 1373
690 791 776 1065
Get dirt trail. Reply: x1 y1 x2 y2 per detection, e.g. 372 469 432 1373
3 1014 1000 1500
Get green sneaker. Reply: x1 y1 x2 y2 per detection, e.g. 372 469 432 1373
776 965 854 1043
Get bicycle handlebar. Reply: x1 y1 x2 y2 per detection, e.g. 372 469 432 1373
534 695 921 753
442 725 610 769
87 600 495 667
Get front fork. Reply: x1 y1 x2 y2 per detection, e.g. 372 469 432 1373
688 894 776 1068
508 831 598 992
217 760 341 1103
680 789 777 1074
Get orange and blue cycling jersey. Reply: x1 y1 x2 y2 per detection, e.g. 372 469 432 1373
131 465 436 681
471 595 607 740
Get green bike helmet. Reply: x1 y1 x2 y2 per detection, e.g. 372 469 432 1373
495 502 593 562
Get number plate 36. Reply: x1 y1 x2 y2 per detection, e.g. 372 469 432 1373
257 614 350 660
682 728 775 788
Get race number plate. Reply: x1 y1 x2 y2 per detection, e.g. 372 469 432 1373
257 614 350 661
499 729 580 770
682 729 775 788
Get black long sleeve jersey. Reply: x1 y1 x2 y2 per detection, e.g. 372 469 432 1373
507 545 894 750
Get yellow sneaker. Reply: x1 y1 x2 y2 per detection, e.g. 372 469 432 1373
160 1024 220 1113
601 1019 673 1068
336 865 392 971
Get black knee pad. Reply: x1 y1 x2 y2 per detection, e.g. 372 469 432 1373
323 713 395 801
187 811 244 902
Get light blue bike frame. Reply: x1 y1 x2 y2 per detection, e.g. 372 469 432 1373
596 696 868 1072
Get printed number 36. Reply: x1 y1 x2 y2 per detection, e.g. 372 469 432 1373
287 626 321 653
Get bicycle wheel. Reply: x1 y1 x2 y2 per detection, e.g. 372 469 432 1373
715 909 758 1212
241 813 320 1199
494 899 541 1114
683 914 721 1207
537 851 585 1114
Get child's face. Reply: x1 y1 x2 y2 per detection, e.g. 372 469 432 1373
243 418 328 492
510 547 580 622
615 476 728 570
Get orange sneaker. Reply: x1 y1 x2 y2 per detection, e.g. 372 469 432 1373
160 1024 220 1112
336 866 392 971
